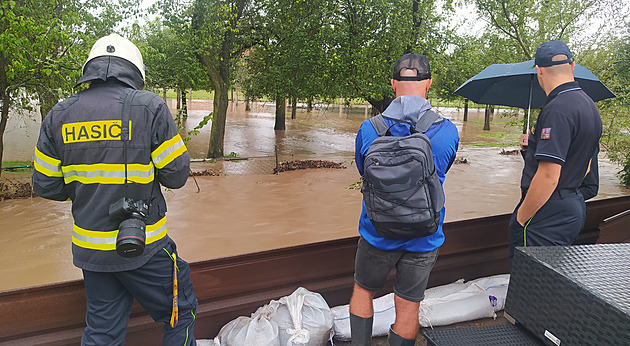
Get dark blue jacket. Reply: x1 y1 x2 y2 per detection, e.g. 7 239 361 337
33 78 189 272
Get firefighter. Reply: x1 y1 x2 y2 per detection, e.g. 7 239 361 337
32 34 197 345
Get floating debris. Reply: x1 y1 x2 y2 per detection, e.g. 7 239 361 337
190 169 222 176
454 157 468 164
500 149 521 155
347 180 362 190
274 160 346 173
0 180 33 200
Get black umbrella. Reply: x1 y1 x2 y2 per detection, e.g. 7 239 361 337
454 59 615 130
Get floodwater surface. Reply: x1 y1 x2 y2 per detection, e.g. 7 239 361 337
1 100 628 291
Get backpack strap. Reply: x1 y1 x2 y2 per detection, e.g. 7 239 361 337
369 114 390 136
415 110 440 133
370 110 442 136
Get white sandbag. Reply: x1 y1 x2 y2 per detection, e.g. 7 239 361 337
423 279 467 300
419 289 496 328
330 303 351 341
331 293 396 341
468 274 509 290
213 303 281 346
468 274 510 312
272 287 334 346
331 277 500 340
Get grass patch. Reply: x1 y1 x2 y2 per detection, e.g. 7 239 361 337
479 132 507 138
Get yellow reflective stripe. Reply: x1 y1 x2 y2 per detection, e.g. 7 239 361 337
34 161 64 177
72 216 167 251
147 217 168 244
62 163 154 185
152 134 187 169
35 147 61 166
34 148 63 177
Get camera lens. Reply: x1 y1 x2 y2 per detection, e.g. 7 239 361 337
116 218 146 258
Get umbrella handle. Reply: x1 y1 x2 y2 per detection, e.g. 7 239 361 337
526 75 533 134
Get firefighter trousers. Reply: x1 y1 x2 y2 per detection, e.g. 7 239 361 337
81 239 197 346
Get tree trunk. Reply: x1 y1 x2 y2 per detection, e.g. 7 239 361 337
245 96 250 111
0 95 9 178
36 85 58 121
307 98 313 112
177 89 181 109
275 95 286 130
463 99 469 122
162 88 167 102
181 89 188 119
291 97 297 119
0 53 10 177
207 83 228 158
198 0 246 159
483 105 491 131
367 96 393 115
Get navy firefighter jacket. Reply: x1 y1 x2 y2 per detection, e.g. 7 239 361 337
32 81 190 272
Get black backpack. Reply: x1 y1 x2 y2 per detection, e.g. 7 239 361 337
361 110 445 239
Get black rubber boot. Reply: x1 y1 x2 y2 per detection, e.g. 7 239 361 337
387 324 415 346
350 313 373 346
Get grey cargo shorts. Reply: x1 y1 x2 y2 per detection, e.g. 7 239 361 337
354 237 439 302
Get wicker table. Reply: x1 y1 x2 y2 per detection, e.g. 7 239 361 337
423 323 543 346
505 244 630 345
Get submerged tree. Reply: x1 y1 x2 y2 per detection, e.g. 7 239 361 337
159 0 260 158
244 0 336 129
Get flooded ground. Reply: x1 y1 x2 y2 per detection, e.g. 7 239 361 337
0 100 628 291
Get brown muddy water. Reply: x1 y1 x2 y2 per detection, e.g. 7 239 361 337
1 100 628 291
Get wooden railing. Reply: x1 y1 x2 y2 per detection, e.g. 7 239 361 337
1 195 629 345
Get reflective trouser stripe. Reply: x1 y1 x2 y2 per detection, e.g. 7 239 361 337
523 214 535 247
72 216 167 251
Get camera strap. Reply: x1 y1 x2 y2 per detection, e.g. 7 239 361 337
121 89 138 196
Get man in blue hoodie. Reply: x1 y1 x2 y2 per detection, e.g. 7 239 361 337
349 53 459 345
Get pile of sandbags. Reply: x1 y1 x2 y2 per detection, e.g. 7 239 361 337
331 274 509 341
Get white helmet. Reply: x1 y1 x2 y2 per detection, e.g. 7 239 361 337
84 33 145 81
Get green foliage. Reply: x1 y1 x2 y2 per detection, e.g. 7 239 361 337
328 0 453 108
132 19 210 93
0 0 132 173
432 34 489 100
244 0 337 103
470 0 604 61
178 111 214 144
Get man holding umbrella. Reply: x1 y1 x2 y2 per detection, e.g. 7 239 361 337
508 40 602 259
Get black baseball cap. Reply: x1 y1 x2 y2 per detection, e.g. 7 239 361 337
534 40 574 67
392 53 431 81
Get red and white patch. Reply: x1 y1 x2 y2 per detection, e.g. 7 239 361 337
541 128 551 140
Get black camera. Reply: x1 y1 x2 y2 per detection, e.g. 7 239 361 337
109 197 148 258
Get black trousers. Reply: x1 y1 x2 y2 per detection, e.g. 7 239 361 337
81 238 197 346
508 189 586 259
